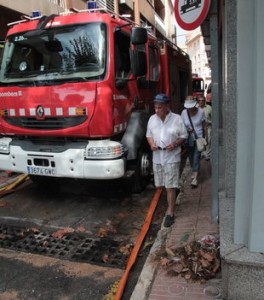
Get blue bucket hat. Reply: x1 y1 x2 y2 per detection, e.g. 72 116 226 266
153 93 170 104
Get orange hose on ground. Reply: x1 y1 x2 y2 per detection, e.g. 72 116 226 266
0 174 30 198
114 187 163 300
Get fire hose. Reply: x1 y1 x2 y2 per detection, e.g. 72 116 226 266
0 173 29 198
114 187 163 300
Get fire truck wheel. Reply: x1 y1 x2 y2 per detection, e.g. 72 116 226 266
129 148 152 194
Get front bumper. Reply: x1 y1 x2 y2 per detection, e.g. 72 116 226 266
0 138 126 180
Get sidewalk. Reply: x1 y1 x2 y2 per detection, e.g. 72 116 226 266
131 159 222 300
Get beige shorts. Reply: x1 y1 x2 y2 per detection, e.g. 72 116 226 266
153 162 180 189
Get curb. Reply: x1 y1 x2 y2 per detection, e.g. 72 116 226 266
130 227 170 300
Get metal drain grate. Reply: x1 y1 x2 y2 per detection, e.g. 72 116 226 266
0 224 128 269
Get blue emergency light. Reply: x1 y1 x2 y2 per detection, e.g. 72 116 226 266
87 1 97 10
32 11 41 18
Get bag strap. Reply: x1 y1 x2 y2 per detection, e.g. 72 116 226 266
187 110 198 139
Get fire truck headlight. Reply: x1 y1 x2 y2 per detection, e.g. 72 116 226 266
84 141 125 160
0 137 12 154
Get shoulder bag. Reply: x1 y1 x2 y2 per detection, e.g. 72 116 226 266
187 110 207 152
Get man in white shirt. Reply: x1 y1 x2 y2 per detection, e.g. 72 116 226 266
146 94 188 227
198 95 212 160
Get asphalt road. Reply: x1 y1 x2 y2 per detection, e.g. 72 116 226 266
0 175 166 299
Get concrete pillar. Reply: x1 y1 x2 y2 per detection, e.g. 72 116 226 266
114 0 119 14
133 0 140 26
209 0 219 223
234 0 264 252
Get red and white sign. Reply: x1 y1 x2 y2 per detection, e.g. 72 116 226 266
174 0 211 30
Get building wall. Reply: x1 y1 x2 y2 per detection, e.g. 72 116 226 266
220 1 264 296
221 0 264 252
0 0 66 16
234 0 264 252
0 0 176 44
0 0 86 42
186 27 211 88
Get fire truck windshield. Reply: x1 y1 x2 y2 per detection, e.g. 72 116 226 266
0 23 106 84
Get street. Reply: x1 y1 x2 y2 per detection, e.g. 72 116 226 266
0 175 166 299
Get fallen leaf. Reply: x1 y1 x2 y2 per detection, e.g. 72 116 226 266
166 247 176 257
52 227 75 239
200 249 215 262
185 244 193 255
42 240 48 247
173 263 183 273
184 271 192 280
171 256 181 262
200 258 211 268
181 267 190 273
193 262 198 274
212 258 221 273
160 257 170 267
97 228 107 238
119 244 132 256
76 226 86 233
142 240 154 251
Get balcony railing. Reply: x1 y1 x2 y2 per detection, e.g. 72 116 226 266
96 0 114 11
48 0 66 9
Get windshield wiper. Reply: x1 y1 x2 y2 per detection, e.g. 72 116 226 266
0 80 36 87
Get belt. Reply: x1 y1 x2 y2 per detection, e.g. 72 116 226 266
158 147 167 150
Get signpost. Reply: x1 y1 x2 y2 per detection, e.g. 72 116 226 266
174 0 211 30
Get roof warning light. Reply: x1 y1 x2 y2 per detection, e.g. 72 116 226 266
87 1 97 10
32 11 41 18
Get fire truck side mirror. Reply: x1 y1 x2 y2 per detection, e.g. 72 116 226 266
131 49 147 77
131 28 147 45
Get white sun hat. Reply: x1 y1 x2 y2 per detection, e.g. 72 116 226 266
184 96 197 109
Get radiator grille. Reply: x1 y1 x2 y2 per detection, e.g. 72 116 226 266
3 116 87 130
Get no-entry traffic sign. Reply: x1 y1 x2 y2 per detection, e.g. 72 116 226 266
174 0 211 30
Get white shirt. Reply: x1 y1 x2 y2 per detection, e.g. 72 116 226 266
146 111 188 165
181 108 205 138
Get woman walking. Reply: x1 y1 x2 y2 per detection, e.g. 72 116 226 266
181 96 206 187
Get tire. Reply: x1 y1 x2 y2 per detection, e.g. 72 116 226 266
126 147 152 194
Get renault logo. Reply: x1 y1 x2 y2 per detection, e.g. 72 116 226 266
36 105 45 119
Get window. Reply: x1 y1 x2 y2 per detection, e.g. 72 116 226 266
1 23 107 83
114 30 131 79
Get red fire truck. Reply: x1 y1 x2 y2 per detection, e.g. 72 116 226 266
0 8 191 192
192 73 205 99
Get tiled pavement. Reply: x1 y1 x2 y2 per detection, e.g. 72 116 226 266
148 159 222 300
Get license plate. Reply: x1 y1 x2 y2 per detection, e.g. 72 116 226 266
27 166 56 176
